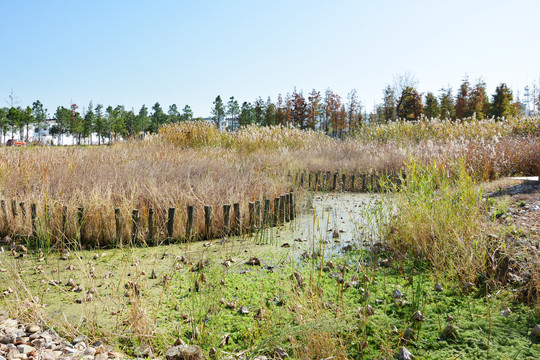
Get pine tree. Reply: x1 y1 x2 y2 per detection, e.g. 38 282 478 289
491 83 514 119
468 80 490 119
382 85 397 122
211 96 225 129
439 88 455 120
455 76 470 119
424 92 440 119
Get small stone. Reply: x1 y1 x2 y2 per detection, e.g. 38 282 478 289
95 354 108 360
398 346 414 360
403 328 413 341
434 283 444 292
16 345 34 354
412 310 425 322
532 324 540 338
26 324 40 334
442 324 457 338
165 345 203 360
40 352 56 360
245 257 261 266
73 335 88 344
500 307 511 317
238 305 249 315
150 269 157 279
292 272 304 288
393 289 402 299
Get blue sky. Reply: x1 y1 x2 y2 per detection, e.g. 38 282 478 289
1 0 539 116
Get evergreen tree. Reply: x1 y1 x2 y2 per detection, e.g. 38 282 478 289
53 106 70 145
397 86 423 120
455 76 470 119
32 100 47 142
253 97 265 125
439 87 455 120
382 85 397 122
150 102 166 132
346 89 361 131
264 98 277 127
424 92 440 119
94 104 105 145
168 104 180 123
181 105 193 121
227 96 240 129
468 80 490 119
83 102 95 143
238 102 253 127
491 83 514 119
211 96 225 129
135 105 149 134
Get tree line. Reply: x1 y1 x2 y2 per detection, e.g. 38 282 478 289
1 76 539 143
0 101 194 144
212 77 540 137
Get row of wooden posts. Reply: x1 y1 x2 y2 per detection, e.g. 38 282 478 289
0 192 296 245
293 171 401 192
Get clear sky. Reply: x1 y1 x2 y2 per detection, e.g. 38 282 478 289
1 0 539 117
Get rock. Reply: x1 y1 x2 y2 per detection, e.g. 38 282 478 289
26 324 40 334
209 347 216 357
40 352 56 360
403 328 414 341
238 306 249 315
95 354 108 360
245 257 260 266
393 289 402 299
434 283 444 292
442 324 457 338
16 345 34 354
412 310 425 322
398 346 414 360
281 243 290 248
136 345 153 357
150 269 157 279
165 345 203 360
274 347 289 359
500 307 511 317
72 335 88 345
532 324 540 338
254 308 264 320
292 272 304 288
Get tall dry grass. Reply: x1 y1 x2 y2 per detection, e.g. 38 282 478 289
0 118 537 248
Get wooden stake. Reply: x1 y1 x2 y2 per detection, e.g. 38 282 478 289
204 205 212 239
167 207 176 239
223 204 231 236
186 205 194 241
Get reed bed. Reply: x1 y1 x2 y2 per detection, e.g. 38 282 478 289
0 118 538 248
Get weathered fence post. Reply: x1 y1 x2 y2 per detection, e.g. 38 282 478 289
362 174 366 192
333 172 338 190
62 205 68 238
233 203 241 235
289 191 295 220
1 200 7 227
285 193 291 222
204 205 212 240
148 208 154 244
351 174 356 192
315 172 320 191
77 207 85 244
31 203 37 237
300 172 305 187
223 204 231 236
308 173 312 190
263 199 270 228
186 205 194 241
167 207 176 240
248 202 255 232
19 202 26 222
132 209 140 243
11 200 17 218
254 200 261 229
342 173 346 191
279 194 286 224
273 197 280 226
114 208 121 244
